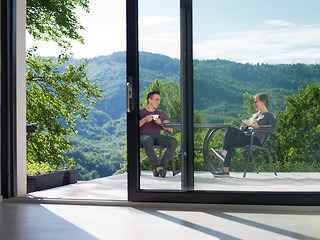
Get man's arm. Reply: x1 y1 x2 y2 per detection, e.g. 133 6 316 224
153 118 173 132
162 120 173 133
139 115 153 127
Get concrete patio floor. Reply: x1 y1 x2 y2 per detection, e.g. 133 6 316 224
23 171 320 201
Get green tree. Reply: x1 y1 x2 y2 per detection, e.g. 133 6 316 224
273 83 320 169
26 50 102 167
27 0 90 50
26 0 104 171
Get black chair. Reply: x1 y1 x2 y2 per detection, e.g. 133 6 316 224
140 132 180 176
240 131 277 178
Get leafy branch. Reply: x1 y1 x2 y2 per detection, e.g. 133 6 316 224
26 50 103 167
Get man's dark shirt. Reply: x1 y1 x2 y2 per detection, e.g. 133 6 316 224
139 108 169 135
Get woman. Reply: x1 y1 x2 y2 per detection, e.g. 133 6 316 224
210 93 277 177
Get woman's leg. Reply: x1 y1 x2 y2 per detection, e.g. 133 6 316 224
220 127 251 172
223 149 235 168
222 127 248 151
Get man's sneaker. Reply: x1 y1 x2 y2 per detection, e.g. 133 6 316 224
210 148 225 162
159 168 167 178
153 168 159 177
214 171 230 178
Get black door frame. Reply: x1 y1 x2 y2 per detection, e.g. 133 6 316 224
1 0 18 198
126 0 320 205
126 0 140 200
180 0 194 191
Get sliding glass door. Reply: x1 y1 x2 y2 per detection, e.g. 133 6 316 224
127 0 320 204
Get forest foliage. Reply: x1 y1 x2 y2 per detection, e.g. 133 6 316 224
269 83 320 171
26 0 89 50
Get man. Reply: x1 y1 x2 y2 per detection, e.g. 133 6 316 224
140 91 178 177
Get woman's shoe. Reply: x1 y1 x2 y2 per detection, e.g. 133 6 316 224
210 148 225 162
214 171 229 178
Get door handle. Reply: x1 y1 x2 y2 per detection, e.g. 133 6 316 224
127 76 133 113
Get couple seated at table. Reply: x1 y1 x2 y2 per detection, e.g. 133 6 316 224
139 91 178 178
140 91 277 179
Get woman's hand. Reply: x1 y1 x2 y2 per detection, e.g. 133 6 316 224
248 120 260 129
241 123 247 129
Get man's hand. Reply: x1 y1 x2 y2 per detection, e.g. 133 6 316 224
154 117 162 126
139 115 153 127
144 115 153 123
155 118 173 133
165 127 173 133
162 120 173 133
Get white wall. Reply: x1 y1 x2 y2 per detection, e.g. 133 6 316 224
16 0 27 196
0 1 2 202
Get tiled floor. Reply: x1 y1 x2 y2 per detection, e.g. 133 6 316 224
1 201 320 240
1 172 320 240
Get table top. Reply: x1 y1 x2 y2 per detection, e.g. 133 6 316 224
164 123 233 131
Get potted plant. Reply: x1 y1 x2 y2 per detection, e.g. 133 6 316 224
27 162 65 193
62 165 81 185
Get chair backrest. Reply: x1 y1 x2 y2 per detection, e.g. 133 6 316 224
258 132 270 147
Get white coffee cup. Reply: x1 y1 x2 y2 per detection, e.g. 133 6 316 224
152 115 159 120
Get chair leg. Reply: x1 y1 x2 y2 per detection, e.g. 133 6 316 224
172 154 175 172
266 149 277 176
243 151 252 178
251 152 259 174
171 153 179 176
171 153 181 176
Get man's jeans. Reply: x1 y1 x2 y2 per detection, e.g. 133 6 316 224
140 134 178 168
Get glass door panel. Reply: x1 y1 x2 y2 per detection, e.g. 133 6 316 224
193 0 320 192
138 0 181 190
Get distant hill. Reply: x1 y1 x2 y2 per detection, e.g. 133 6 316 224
65 52 320 179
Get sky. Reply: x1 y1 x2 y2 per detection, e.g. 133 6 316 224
26 0 320 64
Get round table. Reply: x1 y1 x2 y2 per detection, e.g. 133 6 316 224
164 123 233 174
